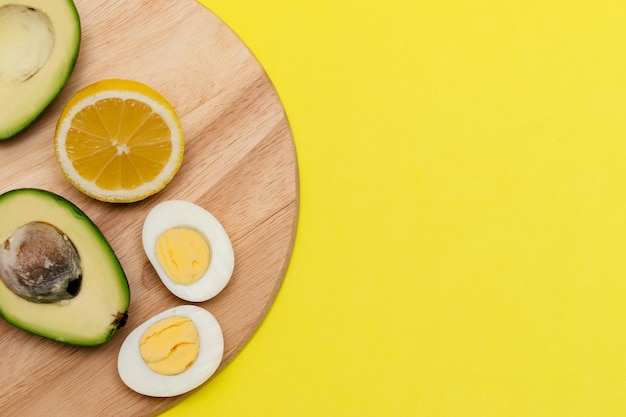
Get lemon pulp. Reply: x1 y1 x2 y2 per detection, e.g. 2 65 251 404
55 79 184 203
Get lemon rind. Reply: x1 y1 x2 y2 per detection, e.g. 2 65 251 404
54 80 184 203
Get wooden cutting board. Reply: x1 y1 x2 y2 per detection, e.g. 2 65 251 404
0 1 298 416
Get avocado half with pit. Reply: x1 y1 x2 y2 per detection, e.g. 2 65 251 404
0 188 130 346
0 0 80 140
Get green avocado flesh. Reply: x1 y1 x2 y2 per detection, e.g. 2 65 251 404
0 188 130 345
0 0 80 140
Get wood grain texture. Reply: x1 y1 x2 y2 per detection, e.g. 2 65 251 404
0 1 298 416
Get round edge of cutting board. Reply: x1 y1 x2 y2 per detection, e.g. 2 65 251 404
0 0 299 416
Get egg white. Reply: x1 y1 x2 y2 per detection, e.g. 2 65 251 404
142 200 235 302
117 305 224 397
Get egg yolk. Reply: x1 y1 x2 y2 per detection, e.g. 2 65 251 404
139 315 200 376
155 227 211 285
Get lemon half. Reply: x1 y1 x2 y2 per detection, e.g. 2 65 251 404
55 79 184 203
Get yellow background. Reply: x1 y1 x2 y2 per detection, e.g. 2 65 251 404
164 1 626 416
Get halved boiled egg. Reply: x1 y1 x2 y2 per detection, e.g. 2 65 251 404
117 305 224 397
142 200 234 302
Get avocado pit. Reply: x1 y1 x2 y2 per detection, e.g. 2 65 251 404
0 221 82 303
0 4 54 86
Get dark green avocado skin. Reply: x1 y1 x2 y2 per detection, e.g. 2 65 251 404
0 0 81 140
0 188 130 346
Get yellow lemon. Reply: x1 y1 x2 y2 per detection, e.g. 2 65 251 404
54 79 184 203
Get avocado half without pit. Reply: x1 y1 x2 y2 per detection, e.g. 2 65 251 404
0 0 80 140
0 189 130 346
